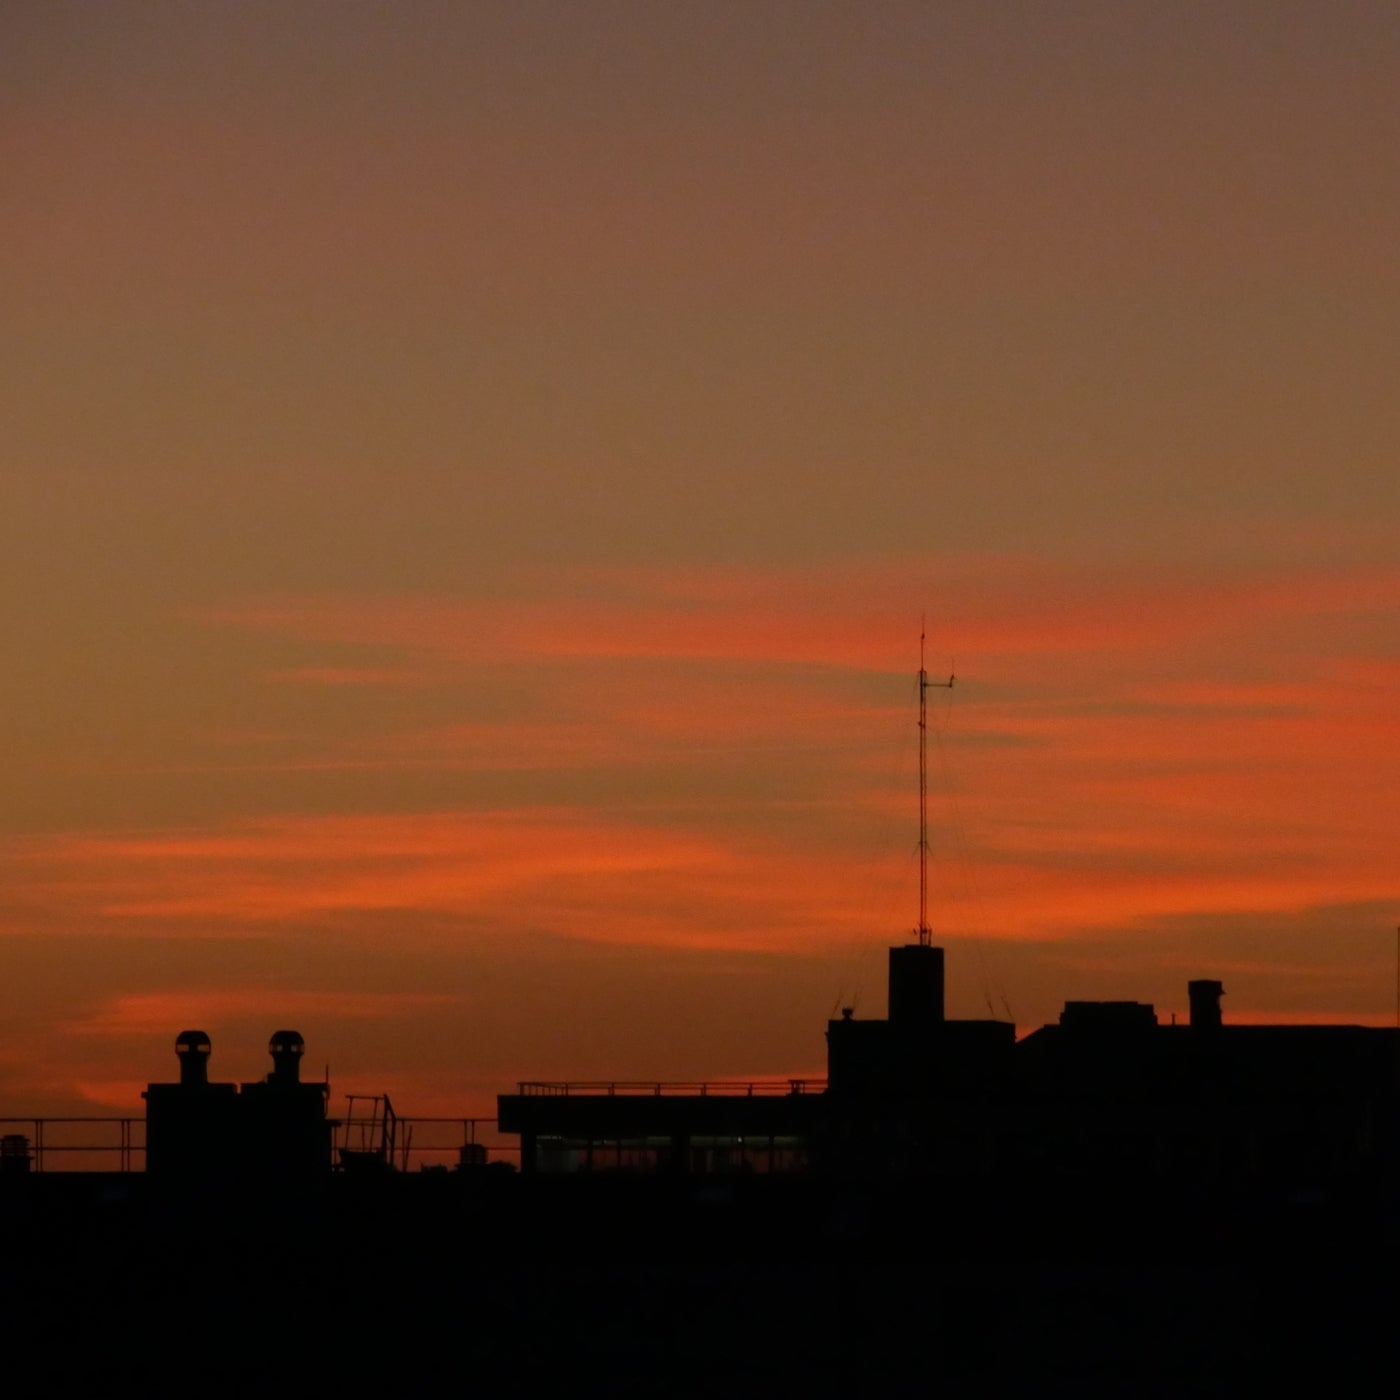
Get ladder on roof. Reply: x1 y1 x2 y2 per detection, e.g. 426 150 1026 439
337 1093 406 1172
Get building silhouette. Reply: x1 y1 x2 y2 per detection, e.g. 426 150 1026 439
3 953 1396 1395
1017 979 1399 1190
143 1027 331 1180
0 949 1393 1194
499 941 1399 1192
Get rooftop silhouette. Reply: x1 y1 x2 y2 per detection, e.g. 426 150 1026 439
1 945 1395 1395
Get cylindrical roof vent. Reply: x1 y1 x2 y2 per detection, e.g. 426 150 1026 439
175 1029 212 1087
1188 980 1225 1031
268 1029 305 1084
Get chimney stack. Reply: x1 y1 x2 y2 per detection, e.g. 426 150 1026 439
1187 980 1224 1031
268 1029 305 1085
174 1030 212 1088
888 944 945 1027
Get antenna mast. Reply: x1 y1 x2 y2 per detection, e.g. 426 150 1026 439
917 623 954 947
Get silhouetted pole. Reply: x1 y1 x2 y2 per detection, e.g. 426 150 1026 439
916 623 953 948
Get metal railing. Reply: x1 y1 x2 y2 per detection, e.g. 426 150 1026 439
0 1114 519 1175
516 1080 826 1098
334 1111 519 1171
0 1118 145 1173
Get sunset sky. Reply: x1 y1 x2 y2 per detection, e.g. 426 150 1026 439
2 2 1397 1119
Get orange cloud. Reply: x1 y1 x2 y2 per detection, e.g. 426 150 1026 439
65 989 462 1038
263 667 431 688
2 553 1394 1114
7 555 1396 961
199 556 1400 675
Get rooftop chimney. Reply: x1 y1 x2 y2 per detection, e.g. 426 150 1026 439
1188 980 1224 1031
268 1029 305 1085
174 1029 212 1088
888 944 945 1027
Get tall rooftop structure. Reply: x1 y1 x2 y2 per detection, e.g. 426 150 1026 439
915 626 954 948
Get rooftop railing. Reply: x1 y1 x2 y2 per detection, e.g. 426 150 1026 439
335 1108 518 1171
515 1079 826 1097
1 1118 144 1173
0 1115 518 1174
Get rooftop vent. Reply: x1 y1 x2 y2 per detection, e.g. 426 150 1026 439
268 1029 305 1085
1188 980 1225 1031
174 1029 212 1088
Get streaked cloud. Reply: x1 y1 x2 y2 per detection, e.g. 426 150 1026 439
66 988 462 1037
4 557 1393 989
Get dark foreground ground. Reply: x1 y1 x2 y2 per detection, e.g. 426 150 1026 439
2 1171 1395 1396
